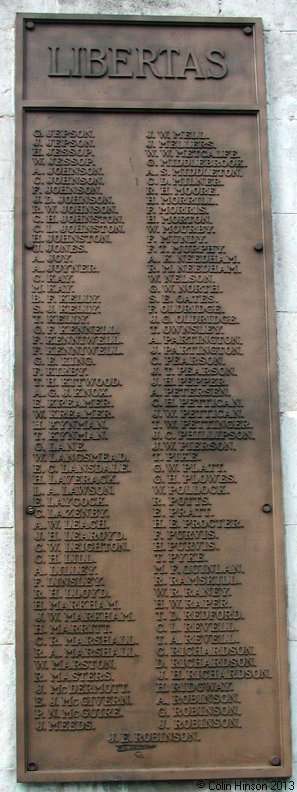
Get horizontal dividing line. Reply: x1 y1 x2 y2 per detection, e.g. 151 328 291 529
18 772 288 782
22 102 259 114
19 14 260 26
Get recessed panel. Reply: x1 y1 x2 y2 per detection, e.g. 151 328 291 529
23 18 258 106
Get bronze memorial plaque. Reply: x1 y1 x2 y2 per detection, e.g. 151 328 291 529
15 15 291 781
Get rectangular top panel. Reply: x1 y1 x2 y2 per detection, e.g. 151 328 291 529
19 15 259 106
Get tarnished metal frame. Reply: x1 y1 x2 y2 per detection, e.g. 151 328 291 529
18 12 266 24
14 14 291 782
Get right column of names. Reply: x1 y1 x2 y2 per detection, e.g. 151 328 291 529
146 127 272 740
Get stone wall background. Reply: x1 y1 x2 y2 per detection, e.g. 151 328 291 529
1 0 296 789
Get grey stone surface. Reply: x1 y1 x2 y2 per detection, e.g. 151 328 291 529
127 780 297 791
0 779 286 792
0 212 14 313
265 31 297 120
0 529 14 643
0 28 14 116
0 347 14 521
273 213 297 313
57 0 219 14
0 0 58 30
0 645 16 772
0 771 15 792
0 161 14 211
16 782 62 792
268 120 297 214
8 781 297 792
0 129 15 527
290 640 297 763
281 413 297 526
286 526 297 641
277 314 297 413
0 465 14 528
14 775 297 790
221 0 297 30
0 117 14 162
268 119 297 213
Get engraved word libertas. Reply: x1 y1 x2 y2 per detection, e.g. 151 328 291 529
48 46 228 80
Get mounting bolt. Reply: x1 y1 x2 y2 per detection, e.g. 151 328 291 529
27 761 38 771
254 242 263 252
25 21 35 30
262 503 272 514
243 26 253 35
26 505 35 515
25 241 34 250
270 755 281 767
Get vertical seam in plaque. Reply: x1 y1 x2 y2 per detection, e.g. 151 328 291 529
22 107 29 775
253 23 259 107
22 18 27 104
16 15 27 775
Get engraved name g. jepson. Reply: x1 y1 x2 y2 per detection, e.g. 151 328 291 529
48 46 228 80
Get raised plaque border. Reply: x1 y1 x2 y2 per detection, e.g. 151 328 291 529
14 14 291 782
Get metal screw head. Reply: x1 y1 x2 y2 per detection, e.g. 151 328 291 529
26 505 35 515
262 503 272 513
254 242 263 252
243 26 253 35
25 21 35 30
27 761 38 771
270 755 281 767
25 241 34 250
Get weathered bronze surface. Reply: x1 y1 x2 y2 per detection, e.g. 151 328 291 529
15 15 291 782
